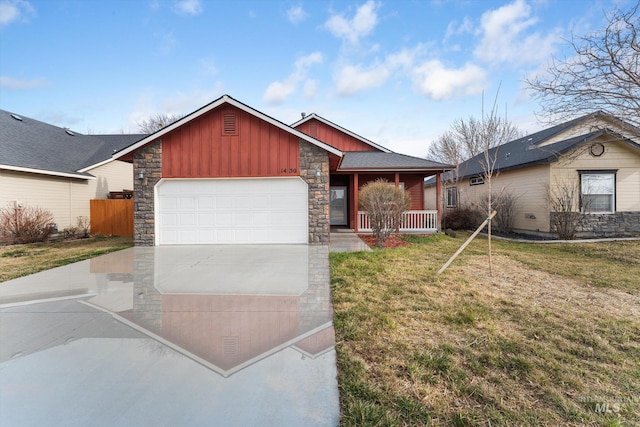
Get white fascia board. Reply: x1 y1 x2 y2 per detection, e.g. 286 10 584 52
0 164 95 180
291 113 392 153
113 95 343 160
77 157 119 173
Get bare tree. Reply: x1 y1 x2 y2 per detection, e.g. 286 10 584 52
137 113 185 133
526 3 640 127
428 116 521 165
475 100 520 274
433 94 521 274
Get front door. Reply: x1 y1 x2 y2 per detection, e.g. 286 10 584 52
330 186 348 226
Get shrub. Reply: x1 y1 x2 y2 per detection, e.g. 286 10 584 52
547 180 587 240
0 204 55 244
359 179 411 247
481 192 519 234
442 205 483 230
77 216 90 237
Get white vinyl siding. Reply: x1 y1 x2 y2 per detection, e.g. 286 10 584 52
0 161 133 228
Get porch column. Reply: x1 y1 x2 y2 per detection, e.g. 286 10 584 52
436 171 442 231
354 173 359 233
395 172 400 233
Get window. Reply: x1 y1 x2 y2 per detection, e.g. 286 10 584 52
580 171 616 213
470 176 484 186
446 187 458 208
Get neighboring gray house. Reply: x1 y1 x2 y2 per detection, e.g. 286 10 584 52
0 109 145 229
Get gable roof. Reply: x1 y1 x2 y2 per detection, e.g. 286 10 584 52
113 94 344 160
338 152 451 172
0 109 145 179
443 112 640 183
291 113 392 153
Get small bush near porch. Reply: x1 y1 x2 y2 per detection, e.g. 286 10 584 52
359 179 411 247
331 235 640 426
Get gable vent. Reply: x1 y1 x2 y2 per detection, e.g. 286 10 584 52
223 336 239 359
10 114 23 121
223 112 237 135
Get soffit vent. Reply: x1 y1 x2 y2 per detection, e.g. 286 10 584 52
223 112 237 135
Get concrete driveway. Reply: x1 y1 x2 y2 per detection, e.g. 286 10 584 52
0 245 339 426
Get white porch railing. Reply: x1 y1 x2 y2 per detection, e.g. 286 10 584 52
357 210 438 233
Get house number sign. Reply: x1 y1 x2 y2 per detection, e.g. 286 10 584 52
280 168 298 174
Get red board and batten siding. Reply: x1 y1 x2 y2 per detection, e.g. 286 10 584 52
162 106 300 178
295 119 380 153
357 174 425 210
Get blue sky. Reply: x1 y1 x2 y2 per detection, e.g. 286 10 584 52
0 0 630 157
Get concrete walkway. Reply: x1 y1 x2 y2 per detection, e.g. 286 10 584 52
330 230 372 253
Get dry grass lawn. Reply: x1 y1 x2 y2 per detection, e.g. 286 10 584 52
0 236 133 282
331 234 640 426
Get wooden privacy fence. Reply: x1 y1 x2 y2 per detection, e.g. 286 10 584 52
90 199 134 236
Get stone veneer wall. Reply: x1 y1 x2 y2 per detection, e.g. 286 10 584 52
299 140 330 244
133 141 162 246
577 211 640 237
550 211 640 238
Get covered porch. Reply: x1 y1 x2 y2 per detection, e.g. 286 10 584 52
329 152 450 234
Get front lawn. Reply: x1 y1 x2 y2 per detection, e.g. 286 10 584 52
0 236 134 282
331 234 640 426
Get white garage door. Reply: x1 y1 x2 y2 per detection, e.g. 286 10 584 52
157 178 308 245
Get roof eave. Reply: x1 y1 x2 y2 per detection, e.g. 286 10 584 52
0 164 95 180
337 167 452 173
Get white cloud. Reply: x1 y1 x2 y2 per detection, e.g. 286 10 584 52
335 63 390 96
334 46 423 96
173 0 203 16
0 0 34 28
0 75 50 89
324 0 379 44
474 0 560 65
263 52 323 104
286 4 308 24
412 60 487 100
444 16 473 42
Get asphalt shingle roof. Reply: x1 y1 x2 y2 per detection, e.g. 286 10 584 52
0 109 145 177
339 151 452 171
440 112 640 183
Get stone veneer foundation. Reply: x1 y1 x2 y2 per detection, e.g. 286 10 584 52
132 139 331 246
